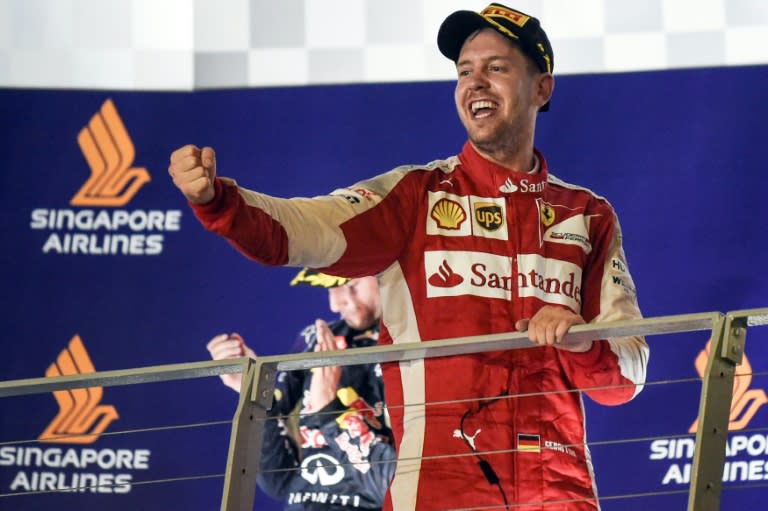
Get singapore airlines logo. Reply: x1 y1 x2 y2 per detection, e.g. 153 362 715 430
649 338 768 486
71 99 150 207
38 335 119 444
28 98 182 256
689 339 767 433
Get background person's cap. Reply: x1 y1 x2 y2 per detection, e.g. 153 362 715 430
437 3 554 111
290 268 350 288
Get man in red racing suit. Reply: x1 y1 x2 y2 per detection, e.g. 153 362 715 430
168 4 649 510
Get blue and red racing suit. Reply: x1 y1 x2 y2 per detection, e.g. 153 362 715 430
258 320 396 510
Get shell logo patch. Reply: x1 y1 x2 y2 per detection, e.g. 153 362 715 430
431 198 467 230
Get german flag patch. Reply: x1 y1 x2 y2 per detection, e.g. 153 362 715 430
517 433 541 453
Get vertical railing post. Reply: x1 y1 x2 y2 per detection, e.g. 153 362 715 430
221 358 277 511
687 313 748 510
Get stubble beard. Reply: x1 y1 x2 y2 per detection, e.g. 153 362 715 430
468 119 525 163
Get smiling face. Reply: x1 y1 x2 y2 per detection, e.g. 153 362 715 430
328 277 382 330
454 28 553 166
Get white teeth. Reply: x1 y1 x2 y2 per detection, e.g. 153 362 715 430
471 101 496 114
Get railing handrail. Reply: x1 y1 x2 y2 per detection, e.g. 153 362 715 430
0 311 724 398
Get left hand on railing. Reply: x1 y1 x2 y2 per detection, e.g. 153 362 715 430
206 332 257 392
515 305 592 352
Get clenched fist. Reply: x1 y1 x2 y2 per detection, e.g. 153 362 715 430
168 145 217 204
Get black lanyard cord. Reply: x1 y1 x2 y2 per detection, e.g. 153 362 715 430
458 393 511 511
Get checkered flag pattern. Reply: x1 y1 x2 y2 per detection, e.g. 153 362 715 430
0 0 766 89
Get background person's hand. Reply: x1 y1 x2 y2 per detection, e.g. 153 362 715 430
306 319 344 412
206 332 256 392
515 305 591 352
168 145 217 204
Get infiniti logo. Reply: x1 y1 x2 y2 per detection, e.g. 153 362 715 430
300 454 345 485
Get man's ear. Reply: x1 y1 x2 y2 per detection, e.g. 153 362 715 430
536 73 555 109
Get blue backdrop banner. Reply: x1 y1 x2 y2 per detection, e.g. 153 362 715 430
1 64 767 510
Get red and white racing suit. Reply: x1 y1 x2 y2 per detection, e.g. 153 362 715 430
191 142 648 510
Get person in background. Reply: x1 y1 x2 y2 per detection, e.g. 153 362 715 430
173 3 649 509
207 269 395 510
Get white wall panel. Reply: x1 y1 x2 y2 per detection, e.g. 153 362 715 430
0 0 766 90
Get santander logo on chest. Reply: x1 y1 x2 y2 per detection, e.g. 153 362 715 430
498 176 546 194
424 251 582 311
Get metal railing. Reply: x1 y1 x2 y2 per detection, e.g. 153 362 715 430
1 307 767 511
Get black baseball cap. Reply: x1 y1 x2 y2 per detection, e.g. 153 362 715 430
438 3 554 111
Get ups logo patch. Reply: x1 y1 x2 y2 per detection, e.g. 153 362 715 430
474 203 503 231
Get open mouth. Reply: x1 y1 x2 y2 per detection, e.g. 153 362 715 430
470 100 498 119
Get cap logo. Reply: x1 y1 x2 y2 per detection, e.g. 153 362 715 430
481 6 531 28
